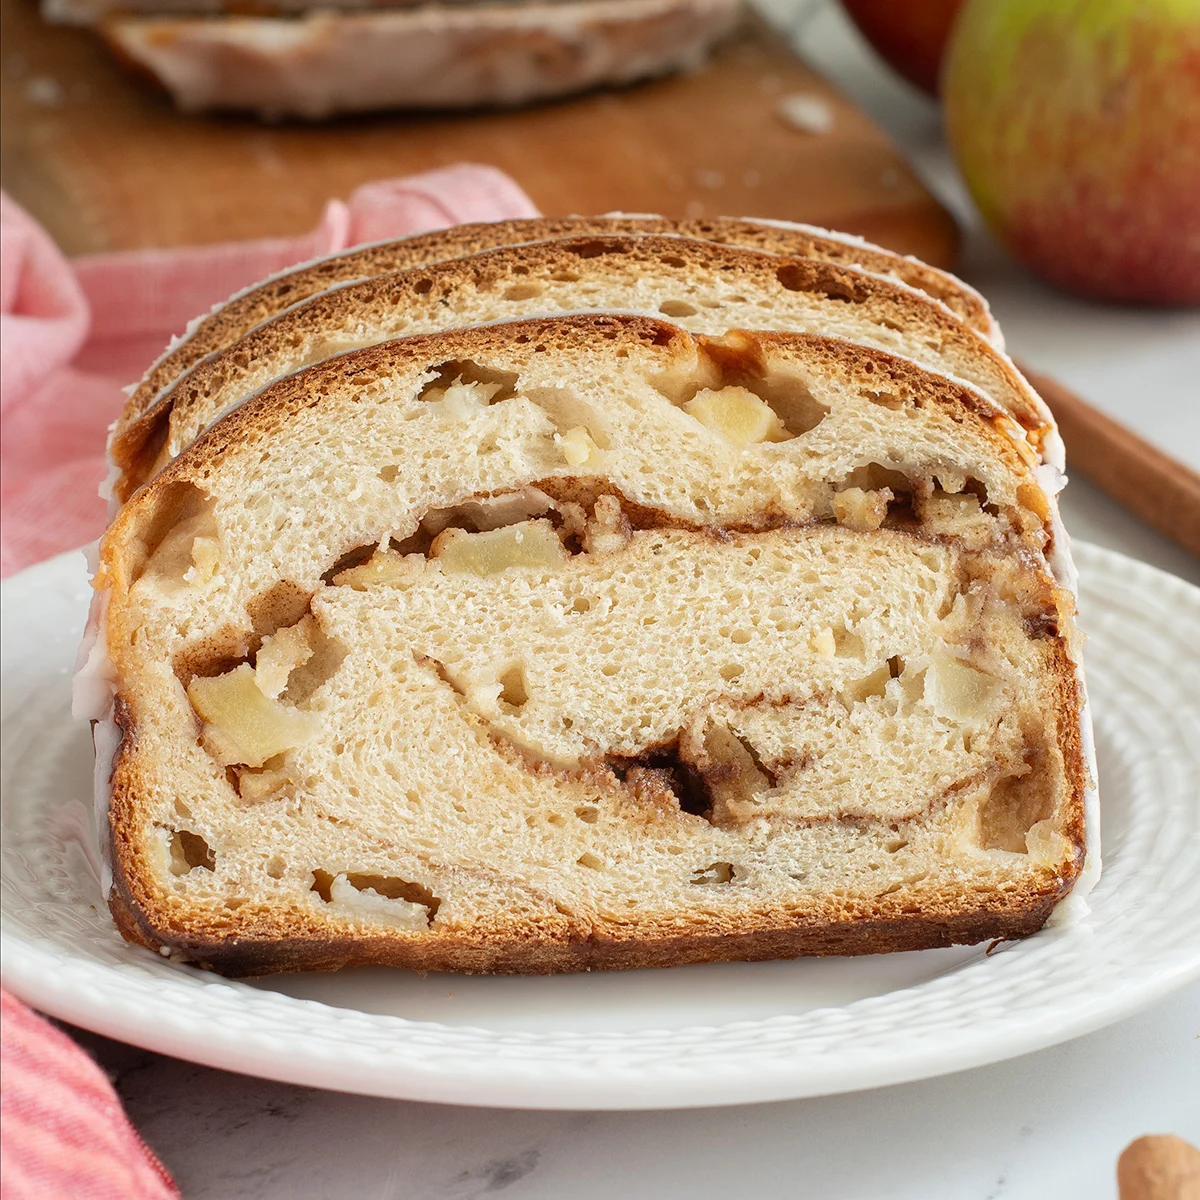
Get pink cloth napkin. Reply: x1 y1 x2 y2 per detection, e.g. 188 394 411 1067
0 164 538 1198
0 164 539 578
0 992 178 1200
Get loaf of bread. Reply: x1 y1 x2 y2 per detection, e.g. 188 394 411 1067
111 233 1034 503
117 215 998 477
81 308 1090 976
85 0 740 118
46 0 528 19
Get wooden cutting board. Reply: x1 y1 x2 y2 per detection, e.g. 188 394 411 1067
1 0 957 265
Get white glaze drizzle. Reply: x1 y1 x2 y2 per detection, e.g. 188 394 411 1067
91 711 119 899
71 543 119 899
1038 459 1102 925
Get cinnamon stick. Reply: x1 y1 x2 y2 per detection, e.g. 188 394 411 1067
1020 364 1200 559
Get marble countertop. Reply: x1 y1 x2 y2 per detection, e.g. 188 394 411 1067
64 983 1200 1200
51 3 1200 1195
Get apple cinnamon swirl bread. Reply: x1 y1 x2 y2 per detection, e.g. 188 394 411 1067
111 234 1035 503
112 216 997 500
86 314 1088 976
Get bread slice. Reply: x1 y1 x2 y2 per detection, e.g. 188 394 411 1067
113 234 1040 503
46 0 535 20
118 216 996 455
96 0 740 120
86 313 1086 976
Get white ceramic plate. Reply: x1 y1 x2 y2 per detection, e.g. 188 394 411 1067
3 543 1199 1110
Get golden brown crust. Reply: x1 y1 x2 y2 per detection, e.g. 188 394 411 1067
107 690 1082 980
110 234 1036 501
99 312 1087 978
106 678 1083 978
111 875 1066 978
118 217 994 439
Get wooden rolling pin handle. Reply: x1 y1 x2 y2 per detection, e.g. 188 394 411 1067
1019 364 1200 559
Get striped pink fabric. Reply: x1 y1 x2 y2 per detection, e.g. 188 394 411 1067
0 164 538 578
0 990 179 1199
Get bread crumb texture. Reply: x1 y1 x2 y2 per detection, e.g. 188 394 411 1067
117 215 996 458
116 235 1037 500
100 314 1083 975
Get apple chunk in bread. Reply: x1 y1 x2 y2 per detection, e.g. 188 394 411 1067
187 664 319 768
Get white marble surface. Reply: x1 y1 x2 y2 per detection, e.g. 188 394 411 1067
51 2 1200 1195
64 982 1200 1199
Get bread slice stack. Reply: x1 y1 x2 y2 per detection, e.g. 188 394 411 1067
78 216 1095 976
44 0 740 117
